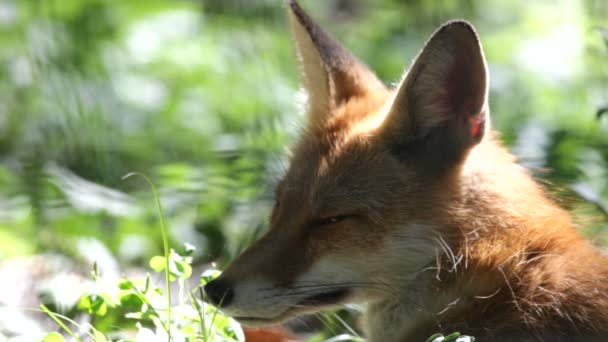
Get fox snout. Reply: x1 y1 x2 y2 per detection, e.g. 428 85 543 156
202 250 369 327
203 278 234 307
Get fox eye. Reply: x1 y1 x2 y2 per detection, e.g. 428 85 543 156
316 215 349 226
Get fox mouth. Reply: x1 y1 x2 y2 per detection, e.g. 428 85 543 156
233 288 351 326
233 316 277 324
296 288 350 306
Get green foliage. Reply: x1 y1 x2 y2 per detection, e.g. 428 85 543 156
1 0 608 341
149 252 193 280
44 250 244 342
39 175 244 341
426 333 475 342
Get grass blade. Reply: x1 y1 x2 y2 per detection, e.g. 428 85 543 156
123 172 172 342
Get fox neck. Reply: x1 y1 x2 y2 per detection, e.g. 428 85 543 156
365 137 608 341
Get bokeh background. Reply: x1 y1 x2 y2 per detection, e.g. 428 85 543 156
0 0 607 338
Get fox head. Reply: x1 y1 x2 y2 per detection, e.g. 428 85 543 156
204 0 489 326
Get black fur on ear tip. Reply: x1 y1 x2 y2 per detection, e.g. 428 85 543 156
287 0 303 14
286 0 310 29
443 19 476 28
437 20 480 40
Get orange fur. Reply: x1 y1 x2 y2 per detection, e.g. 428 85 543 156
204 2 608 341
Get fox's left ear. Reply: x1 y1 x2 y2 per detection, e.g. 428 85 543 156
382 20 489 165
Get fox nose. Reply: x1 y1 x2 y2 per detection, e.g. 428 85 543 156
204 278 234 307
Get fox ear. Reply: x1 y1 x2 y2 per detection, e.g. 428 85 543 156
288 0 384 128
382 20 489 165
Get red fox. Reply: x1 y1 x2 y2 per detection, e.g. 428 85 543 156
205 1 608 341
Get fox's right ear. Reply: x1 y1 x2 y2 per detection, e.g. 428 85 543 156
287 0 384 128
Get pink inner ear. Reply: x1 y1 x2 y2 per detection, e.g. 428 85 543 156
444 56 481 116
468 113 485 138
437 49 486 140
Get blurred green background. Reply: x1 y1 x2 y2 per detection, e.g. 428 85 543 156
0 0 607 337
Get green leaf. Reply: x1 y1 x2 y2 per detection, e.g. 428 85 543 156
426 332 475 342
184 242 196 255
201 269 222 285
43 332 66 342
144 273 151 292
149 256 166 272
168 257 192 279
91 262 100 281
93 329 107 342
119 293 144 308
118 279 135 290
445 332 461 340
426 334 444 342
78 294 108 316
